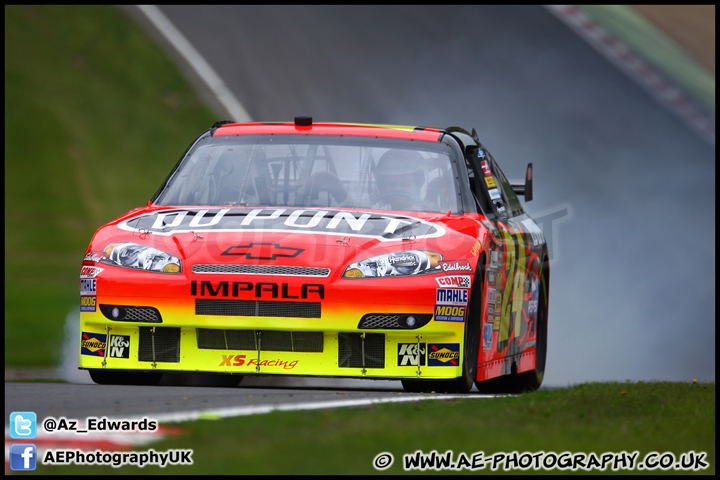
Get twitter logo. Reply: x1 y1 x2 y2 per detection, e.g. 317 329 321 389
10 412 37 439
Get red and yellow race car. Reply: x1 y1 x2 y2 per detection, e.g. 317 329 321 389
79 117 549 393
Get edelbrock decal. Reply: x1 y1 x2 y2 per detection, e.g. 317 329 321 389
117 208 445 242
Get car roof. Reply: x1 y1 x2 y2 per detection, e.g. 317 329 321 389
212 121 444 142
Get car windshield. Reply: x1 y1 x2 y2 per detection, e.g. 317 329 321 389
154 134 460 213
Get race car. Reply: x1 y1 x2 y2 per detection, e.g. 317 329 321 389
79 117 549 393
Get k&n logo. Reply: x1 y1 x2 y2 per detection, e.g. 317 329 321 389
397 343 425 366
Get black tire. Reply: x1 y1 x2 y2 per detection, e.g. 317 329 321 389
89 369 162 386
402 257 484 394
476 255 549 394
205 373 243 387
148 372 245 387
180 373 243 387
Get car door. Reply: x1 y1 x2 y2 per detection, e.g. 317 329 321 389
475 147 539 374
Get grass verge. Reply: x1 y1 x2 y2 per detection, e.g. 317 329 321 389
5 5 217 366
21 381 716 475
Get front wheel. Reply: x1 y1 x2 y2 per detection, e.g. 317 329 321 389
402 257 484 393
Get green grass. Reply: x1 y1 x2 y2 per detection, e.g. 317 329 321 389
22 381 714 475
4 5 217 365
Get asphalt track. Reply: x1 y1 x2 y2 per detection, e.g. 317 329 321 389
5 6 715 426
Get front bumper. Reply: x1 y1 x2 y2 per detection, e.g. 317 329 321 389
79 296 466 380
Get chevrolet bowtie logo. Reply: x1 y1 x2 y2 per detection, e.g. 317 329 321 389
221 243 304 260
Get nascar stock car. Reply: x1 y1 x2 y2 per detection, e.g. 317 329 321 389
79 117 549 393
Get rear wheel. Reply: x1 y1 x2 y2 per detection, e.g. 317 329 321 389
402 258 483 393
476 255 549 394
89 369 162 386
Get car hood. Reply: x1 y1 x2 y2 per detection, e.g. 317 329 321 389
95 206 484 275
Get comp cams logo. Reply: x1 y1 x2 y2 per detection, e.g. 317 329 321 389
436 276 471 288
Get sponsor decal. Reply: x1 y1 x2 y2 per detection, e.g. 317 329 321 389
486 287 496 305
487 305 494 317
83 251 106 263
487 270 495 285
433 305 466 322
492 314 501 331
435 275 471 288
490 250 499 269
80 278 96 296
80 295 97 312
528 299 538 318
219 354 298 370
488 188 502 200
191 280 323 299
439 260 473 273
398 343 425 366
81 332 106 357
495 292 503 305
428 343 460 366
481 160 492 176
118 208 446 242
436 288 468 305
222 243 303 260
80 266 103 278
483 323 493 351
435 288 468 322
484 176 497 188
496 271 503 288
109 335 130 359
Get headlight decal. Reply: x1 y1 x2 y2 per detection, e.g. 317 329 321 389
342 249 442 279
101 242 182 273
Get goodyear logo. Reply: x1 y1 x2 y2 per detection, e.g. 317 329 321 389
434 305 466 322
81 332 107 357
428 343 460 366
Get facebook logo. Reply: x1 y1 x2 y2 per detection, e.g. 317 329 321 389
9 411 36 439
9 444 37 471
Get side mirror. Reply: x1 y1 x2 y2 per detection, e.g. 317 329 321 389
511 163 533 202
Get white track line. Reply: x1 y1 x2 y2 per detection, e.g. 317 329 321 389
545 5 715 147
137 5 252 123
125 393 499 424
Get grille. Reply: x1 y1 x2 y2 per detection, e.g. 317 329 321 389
192 264 330 277
358 313 432 329
359 314 401 329
197 329 323 352
99 304 162 323
124 307 161 322
196 299 321 318
338 333 385 368
138 327 180 363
